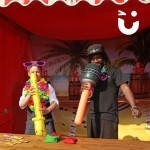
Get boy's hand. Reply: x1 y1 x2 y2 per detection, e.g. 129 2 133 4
41 107 50 115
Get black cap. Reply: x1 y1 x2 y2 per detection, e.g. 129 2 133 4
87 44 105 56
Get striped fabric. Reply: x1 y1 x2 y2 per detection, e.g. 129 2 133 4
0 0 150 7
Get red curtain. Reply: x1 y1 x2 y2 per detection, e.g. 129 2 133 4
0 16 31 133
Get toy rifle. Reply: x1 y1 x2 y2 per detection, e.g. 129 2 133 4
30 72 46 136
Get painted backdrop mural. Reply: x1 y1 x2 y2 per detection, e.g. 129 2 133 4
29 27 150 141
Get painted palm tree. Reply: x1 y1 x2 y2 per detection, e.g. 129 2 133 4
38 40 95 78
112 27 150 69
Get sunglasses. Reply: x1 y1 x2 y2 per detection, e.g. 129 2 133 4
23 61 46 68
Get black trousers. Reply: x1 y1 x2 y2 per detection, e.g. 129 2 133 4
87 118 118 139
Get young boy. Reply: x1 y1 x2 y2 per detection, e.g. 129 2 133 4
19 61 59 135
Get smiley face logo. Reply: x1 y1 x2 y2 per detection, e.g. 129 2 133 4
118 10 139 35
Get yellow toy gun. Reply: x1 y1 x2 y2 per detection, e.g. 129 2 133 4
30 72 46 136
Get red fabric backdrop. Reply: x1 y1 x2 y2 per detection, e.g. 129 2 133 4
0 16 31 133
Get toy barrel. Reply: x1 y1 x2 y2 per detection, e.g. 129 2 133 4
69 81 81 100
129 73 150 99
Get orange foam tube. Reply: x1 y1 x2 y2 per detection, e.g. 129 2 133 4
74 83 92 125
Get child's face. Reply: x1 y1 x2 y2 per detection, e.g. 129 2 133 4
28 66 42 81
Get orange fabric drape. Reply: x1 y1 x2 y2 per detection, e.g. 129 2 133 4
0 16 31 133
